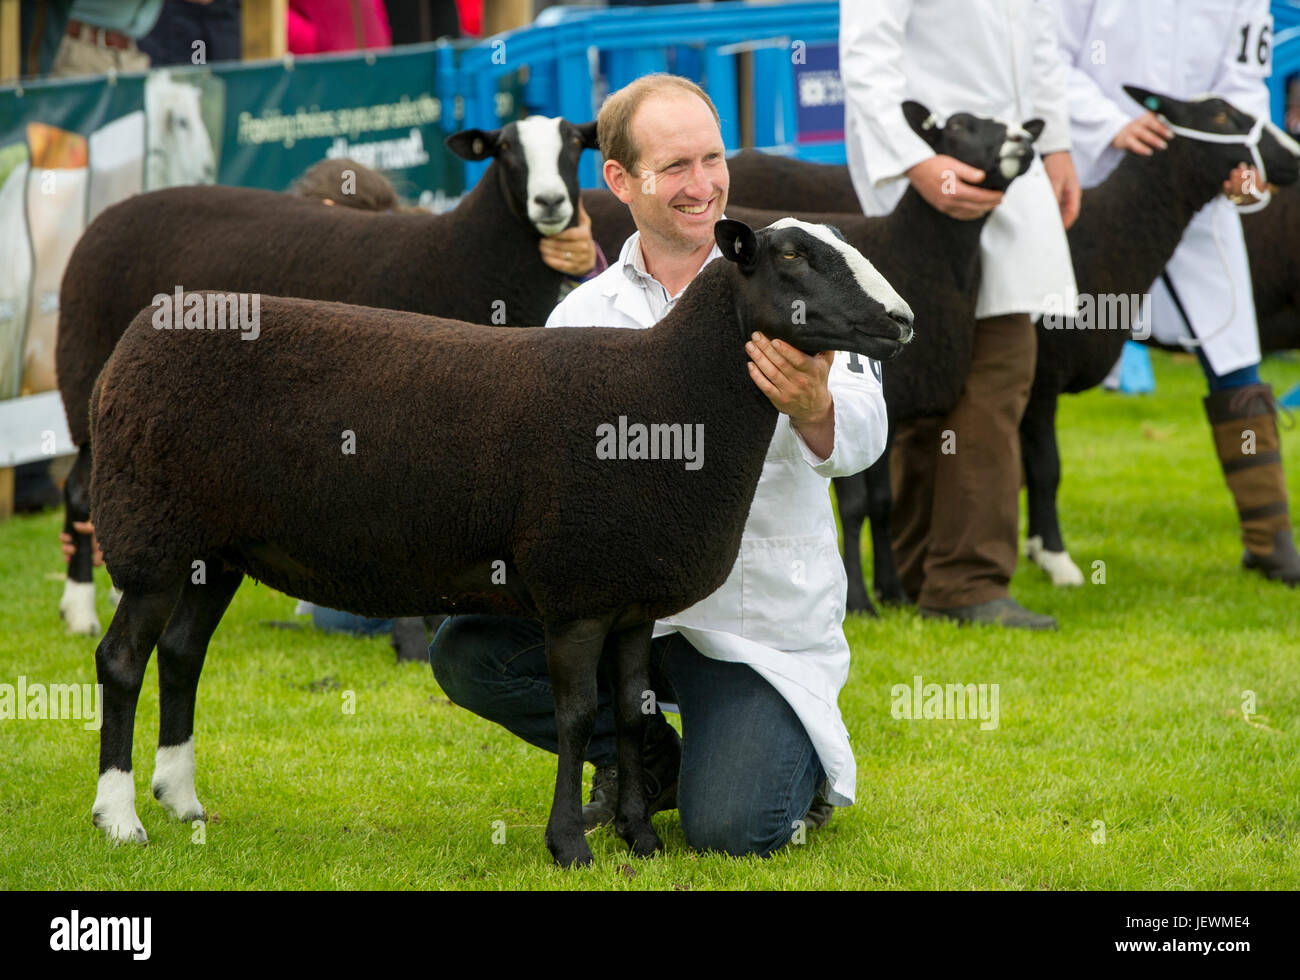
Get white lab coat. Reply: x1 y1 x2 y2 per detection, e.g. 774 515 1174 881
840 0 1078 318
545 232 891 806
1056 0 1271 374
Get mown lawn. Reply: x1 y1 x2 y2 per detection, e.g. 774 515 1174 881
1 350 1297 890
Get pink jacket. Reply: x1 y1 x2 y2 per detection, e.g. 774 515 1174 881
288 0 392 54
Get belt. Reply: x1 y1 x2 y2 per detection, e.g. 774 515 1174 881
66 19 134 51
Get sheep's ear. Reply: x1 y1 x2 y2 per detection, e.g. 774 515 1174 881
575 121 599 150
1123 85 1171 117
446 128 503 161
716 220 759 272
1022 118 1045 143
903 101 942 149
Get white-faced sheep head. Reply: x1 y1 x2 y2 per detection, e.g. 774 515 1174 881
1122 84 1300 191
446 116 599 236
902 101 1043 191
716 218 914 362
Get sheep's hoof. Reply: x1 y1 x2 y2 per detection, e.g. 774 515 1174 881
617 822 664 858
92 806 148 845
152 782 205 823
547 831 594 868
94 769 147 843
60 581 100 636
1025 536 1085 587
846 596 879 617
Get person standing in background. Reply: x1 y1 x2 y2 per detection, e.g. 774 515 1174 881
1057 0 1300 585
139 0 240 67
840 0 1081 629
288 0 391 54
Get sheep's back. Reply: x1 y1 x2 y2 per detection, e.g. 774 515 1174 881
57 186 496 445
91 294 761 621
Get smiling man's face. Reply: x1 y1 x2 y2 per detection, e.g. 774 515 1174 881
613 91 729 254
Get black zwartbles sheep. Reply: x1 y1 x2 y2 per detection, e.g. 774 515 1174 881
1021 86 1300 586
56 116 598 638
585 103 1043 614
86 219 913 869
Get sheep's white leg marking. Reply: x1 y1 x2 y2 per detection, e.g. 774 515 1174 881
1025 535 1085 587
768 217 914 330
60 580 100 636
152 737 205 822
93 768 148 843
519 116 571 235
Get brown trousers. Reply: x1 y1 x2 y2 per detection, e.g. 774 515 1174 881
890 312 1037 609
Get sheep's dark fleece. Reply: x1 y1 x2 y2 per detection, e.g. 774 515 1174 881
725 148 861 213
1020 86 1300 583
86 219 913 868
1244 182 1300 353
55 116 597 639
583 105 1042 613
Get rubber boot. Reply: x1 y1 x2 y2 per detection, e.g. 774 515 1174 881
1204 383 1300 585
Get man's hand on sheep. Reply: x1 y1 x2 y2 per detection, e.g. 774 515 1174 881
905 156 1004 220
60 521 103 566
1111 111 1173 156
1223 162 1265 204
538 200 598 278
746 332 836 460
1043 152 1082 230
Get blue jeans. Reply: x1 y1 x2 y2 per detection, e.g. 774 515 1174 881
309 604 395 636
428 615 825 858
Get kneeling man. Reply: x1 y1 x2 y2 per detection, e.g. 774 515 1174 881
429 74 889 857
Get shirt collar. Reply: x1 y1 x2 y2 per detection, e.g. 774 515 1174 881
617 228 726 300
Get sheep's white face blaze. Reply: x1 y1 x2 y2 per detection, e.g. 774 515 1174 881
996 120 1035 181
768 217 914 340
518 116 573 236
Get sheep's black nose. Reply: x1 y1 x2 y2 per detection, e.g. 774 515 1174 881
534 192 566 210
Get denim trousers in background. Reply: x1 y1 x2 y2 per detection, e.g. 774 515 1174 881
428 614 825 858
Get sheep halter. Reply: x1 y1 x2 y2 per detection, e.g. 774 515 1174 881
1153 110 1277 349
1159 112 1272 214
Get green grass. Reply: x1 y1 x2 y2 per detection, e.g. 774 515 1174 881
2 350 1298 889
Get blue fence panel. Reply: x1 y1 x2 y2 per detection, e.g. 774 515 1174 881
447 0 1300 191
449 1 840 187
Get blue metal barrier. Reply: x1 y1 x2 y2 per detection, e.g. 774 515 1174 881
449 0 1300 189
450 1 840 187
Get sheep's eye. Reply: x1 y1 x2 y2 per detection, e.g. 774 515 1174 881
1214 112 1229 125
782 250 798 260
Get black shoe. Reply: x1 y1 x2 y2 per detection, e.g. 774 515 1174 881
800 790 834 831
582 715 681 831
919 596 1057 630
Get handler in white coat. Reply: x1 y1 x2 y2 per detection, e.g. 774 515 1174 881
1058 0 1300 584
841 0 1080 627
428 74 890 856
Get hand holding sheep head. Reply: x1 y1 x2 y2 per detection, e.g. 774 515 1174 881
901 101 1045 220
446 116 599 237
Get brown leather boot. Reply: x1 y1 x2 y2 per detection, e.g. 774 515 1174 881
1204 383 1300 585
